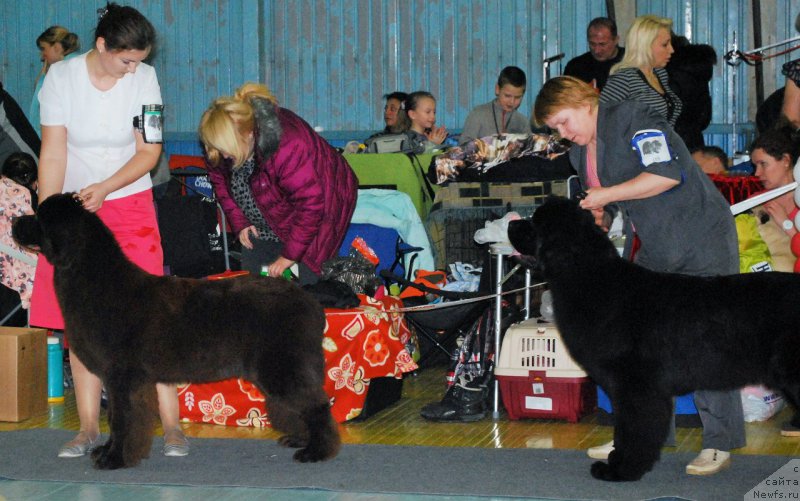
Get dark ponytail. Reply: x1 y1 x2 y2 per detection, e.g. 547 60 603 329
95 2 156 52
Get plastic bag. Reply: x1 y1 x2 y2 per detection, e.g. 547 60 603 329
539 290 555 322
319 254 382 296
441 262 482 293
735 213 774 273
473 212 522 244
740 385 786 422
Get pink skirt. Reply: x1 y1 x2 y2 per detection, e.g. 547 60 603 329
29 190 164 330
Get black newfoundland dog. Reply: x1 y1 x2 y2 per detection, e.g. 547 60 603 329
13 194 340 469
508 196 800 481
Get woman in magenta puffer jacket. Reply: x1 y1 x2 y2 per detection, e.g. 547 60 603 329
200 83 357 283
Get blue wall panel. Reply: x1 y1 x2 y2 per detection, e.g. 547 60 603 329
260 0 607 134
0 0 259 135
0 0 797 150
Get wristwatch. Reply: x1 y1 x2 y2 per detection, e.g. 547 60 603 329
782 219 794 231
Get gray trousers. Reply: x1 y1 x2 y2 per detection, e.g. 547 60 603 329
665 389 746 451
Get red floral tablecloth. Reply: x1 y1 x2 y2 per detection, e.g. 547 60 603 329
177 294 417 426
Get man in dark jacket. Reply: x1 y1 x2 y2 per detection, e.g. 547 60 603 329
564 17 625 91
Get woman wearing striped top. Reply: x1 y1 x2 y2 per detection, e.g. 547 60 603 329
600 15 682 128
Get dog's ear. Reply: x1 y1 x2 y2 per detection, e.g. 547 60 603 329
509 218 545 275
37 193 84 223
508 219 537 256
11 215 43 252
69 193 84 209
25 193 89 263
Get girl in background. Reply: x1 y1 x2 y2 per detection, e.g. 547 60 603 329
397 91 448 154
29 26 80 136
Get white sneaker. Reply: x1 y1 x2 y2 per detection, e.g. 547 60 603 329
587 440 614 460
685 449 730 476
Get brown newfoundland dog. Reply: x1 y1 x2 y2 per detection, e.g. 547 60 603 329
508 196 800 481
13 193 340 469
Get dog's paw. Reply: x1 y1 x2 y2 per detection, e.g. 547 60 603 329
293 445 336 463
590 460 642 482
91 444 126 470
590 461 613 480
278 435 308 449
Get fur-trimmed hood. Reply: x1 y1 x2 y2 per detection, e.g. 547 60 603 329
251 96 283 162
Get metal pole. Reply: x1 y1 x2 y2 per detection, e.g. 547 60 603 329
492 250 503 420
731 30 738 155
541 33 548 86
743 36 800 55
524 268 531 320
216 201 231 271
753 0 764 107
605 0 615 21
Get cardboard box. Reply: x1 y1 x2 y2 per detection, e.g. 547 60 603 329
0 327 48 421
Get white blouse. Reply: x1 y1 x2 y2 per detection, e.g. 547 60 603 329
39 51 162 200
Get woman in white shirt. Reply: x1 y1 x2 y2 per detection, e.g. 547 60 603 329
33 3 188 459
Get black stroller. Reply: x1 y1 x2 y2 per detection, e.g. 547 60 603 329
381 253 524 422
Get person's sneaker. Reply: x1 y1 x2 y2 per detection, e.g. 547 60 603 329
419 374 488 422
781 421 800 437
587 440 614 460
58 431 100 458
685 449 731 475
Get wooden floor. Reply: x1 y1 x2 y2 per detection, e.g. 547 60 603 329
2 362 798 458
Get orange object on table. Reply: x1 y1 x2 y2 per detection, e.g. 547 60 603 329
350 236 380 266
206 270 250 280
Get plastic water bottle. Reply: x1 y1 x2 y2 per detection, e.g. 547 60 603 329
260 265 295 280
47 336 64 403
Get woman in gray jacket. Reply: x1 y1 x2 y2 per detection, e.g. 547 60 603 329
534 75 745 477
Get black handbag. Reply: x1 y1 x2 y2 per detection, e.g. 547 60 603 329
155 192 225 278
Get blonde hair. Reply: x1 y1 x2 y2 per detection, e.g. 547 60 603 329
199 82 278 168
36 26 80 55
533 76 599 127
35 26 80 83
610 15 673 74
